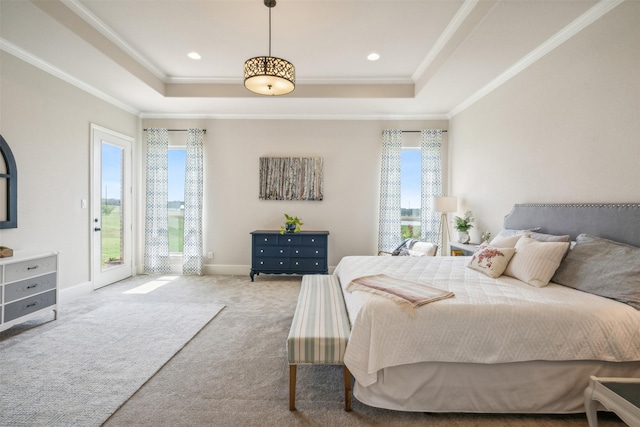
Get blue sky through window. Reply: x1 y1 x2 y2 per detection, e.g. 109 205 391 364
102 143 122 201
168 149 186 202
401 149 421 210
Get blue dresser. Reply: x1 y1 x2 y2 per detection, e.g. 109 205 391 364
250 230 329 281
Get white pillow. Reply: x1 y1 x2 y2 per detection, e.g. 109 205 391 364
503 236 570 287
408 242 437 257
466 244 516 278
489 233 523 248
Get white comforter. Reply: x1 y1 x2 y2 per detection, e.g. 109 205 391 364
334 256 640 387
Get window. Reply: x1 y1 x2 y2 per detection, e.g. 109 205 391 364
168 148 186 253
401 148 421 239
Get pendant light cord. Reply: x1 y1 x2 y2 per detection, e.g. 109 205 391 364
268 6 272 57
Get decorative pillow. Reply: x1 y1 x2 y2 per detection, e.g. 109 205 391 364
408 242 437 257
466 244 516 278
503 237 570 287
489 234 523 248
527 231 571 243
552 234 640 309
489 228 541 248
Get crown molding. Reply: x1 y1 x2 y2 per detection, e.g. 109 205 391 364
139 113 449 121
412 0 479 82
0 38 140 116
448 0 624 118
61 0 167 82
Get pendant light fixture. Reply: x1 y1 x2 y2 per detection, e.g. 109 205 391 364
244 0 295 96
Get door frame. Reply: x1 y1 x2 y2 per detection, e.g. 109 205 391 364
90 124 134 289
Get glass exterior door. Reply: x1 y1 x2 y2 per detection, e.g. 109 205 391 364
92 125 132 289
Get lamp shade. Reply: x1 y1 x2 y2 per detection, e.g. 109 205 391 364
433 196 457 213
244 56 295 95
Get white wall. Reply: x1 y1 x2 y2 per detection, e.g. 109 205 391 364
0 52 139 291
448 1 640 243
142 118 448 274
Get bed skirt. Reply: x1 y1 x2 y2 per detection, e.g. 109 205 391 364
353 359 640 413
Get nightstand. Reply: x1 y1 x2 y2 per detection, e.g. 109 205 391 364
585 376 640 427
449 242 480 256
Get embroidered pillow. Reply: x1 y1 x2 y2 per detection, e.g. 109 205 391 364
466 244 516 278
504 237 570 287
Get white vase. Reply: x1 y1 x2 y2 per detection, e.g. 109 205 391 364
457 231 470 244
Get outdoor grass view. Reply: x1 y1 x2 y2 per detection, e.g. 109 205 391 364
100 146 186 269
401 149 422 239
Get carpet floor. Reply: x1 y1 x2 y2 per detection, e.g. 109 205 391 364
0 274 625 426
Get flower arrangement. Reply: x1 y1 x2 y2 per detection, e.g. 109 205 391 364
481 230 492 243
453 210 474 232
280 214 303 234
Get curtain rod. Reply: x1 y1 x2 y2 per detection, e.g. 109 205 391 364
382 130 447 134
143 128 206 134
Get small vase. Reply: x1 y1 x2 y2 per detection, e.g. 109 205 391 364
457 231 470 244
285 223 297 233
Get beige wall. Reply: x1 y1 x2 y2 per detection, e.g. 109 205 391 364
142 118 448 273
0 52 139 291
449 1 640 243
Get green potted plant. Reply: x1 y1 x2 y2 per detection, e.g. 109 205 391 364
280 214 303 234
453 210 474 243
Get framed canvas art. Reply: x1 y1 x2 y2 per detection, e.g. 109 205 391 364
259 157 323 201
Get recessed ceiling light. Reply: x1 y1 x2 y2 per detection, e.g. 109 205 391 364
187 52 201 60
367 53 380 61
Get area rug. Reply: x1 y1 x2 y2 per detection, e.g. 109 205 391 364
0 301 224 427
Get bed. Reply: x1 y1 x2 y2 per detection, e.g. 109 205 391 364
334 203 640 413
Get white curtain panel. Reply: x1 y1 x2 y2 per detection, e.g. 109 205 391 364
182 129 204 275
378 130 403 253
420 130 443 244
143 128 171 274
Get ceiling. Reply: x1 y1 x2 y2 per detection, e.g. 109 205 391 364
1 0 618 119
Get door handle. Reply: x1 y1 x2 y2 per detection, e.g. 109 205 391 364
94 227 101 232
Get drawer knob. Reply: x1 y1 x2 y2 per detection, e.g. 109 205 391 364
264 238 268 241
287 238 291 242
315 262 319 266
260 261 264 265
260 249 264 253
280 261 284 265
27 284 38 289
311 239 315 242
27 266 39 271
295 250 299 254
26 302 38 308
295 262 299 265
315 250 319 254
280 250 283 253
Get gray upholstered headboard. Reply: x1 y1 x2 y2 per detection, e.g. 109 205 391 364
503 204 640 247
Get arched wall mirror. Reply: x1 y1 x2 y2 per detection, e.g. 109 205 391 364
0 134 18 229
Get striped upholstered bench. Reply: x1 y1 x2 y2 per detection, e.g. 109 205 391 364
287 274 352 411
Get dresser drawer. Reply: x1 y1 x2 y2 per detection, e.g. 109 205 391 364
4 290 56 322
279 234 301 245
254 234 279 246
290 246 325 257
291 258 326 270
5 272 57 303
255 246 290 257
300 235 326 246
253 258 290 269
4 255 57 283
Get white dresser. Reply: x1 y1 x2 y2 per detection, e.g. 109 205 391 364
0 252 59 332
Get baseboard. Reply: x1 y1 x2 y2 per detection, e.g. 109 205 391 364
203 264 250 276
59 281 93 304
202 264 336 276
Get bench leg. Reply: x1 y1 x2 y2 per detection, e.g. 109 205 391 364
289 365 297 410
344 365 352 412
